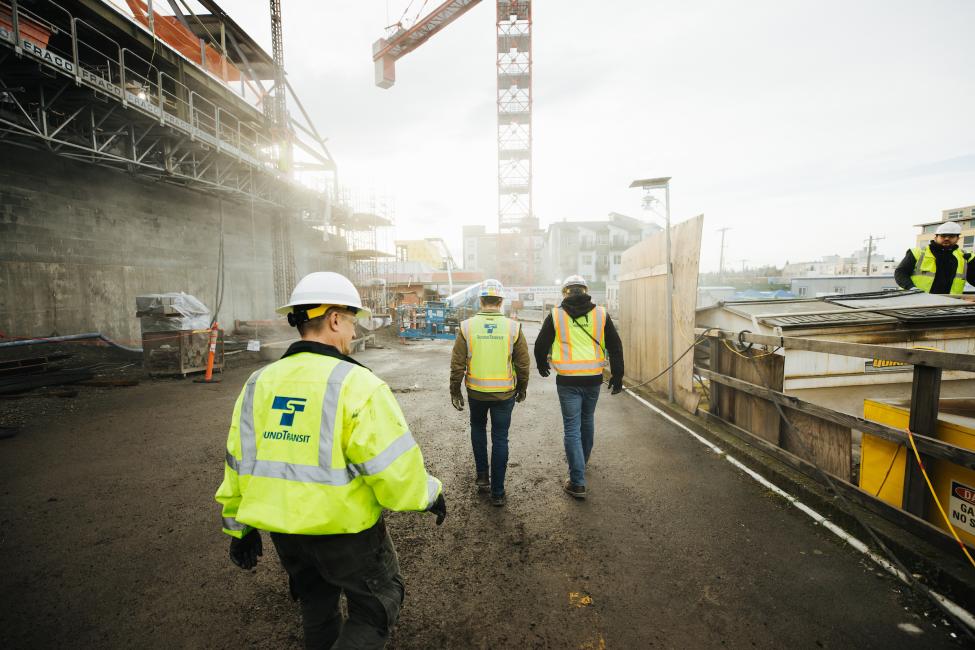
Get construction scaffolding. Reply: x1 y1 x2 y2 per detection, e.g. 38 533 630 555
327 189 395 316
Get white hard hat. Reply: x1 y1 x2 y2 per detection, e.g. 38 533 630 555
936 221 963 236
276 272 372 320
479 279 505 298
561 275 588 291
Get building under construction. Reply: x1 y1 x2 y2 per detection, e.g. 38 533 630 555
0 0 345 342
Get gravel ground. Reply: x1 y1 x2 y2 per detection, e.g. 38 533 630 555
0 325 965 648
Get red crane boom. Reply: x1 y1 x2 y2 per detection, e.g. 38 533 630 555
372 0 482 89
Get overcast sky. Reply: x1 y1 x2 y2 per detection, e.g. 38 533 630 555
226 1 975 272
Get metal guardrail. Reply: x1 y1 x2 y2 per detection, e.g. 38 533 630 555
695 327 975 532
1 0 275 171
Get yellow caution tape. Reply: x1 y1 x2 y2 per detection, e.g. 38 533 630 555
906 428 975 570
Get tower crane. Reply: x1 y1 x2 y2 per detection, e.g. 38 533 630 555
372 1 535 286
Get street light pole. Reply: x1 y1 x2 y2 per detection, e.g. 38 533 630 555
663 182 675 403
630 176 675 403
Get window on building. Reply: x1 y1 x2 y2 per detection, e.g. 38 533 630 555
923 224 938 234
613 254 622 264
797 287 807 297
597 234 609 246
947 210 963 218
965 235 975 249
833 286 846 294
582 254 593 265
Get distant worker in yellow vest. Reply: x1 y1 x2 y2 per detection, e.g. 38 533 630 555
894 220 974 294
215 271 446 649
533 275 624 500
449 278 530 507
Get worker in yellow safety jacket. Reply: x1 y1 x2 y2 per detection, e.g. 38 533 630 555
449 278 530 507
895 220 974 294
215 271 446 649
533 275 624 501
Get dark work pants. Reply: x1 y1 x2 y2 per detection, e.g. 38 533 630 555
468 396 516 498
270 519 404 649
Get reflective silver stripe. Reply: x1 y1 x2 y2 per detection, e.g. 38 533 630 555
249 459 354 485
349 430 417 477
222 516 246 531
551 359 607 371
913 248 926 275
555 308 571 360
592 307 606 352
426 475 441 508
225 452 240 473
466 377 516 388
319 361 356 471
238 367 267 474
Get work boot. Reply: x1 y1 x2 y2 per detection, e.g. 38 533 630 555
491 493 506 507
475 471 490 492
563 480 587 500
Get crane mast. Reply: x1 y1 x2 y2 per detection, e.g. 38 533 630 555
373 0 536 285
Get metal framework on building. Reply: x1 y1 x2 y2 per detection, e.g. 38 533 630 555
0 0 334 208
496 0 535 285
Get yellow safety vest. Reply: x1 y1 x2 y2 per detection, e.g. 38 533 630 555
911 246 968 294
549 306 607 376
215 352 442 538
460 313 520 392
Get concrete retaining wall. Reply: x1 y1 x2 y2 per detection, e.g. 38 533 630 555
0 148 337 343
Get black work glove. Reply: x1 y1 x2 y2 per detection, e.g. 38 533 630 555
538 367 550 378
229 529 262 570
451 394 464 411
515 388 527 403
427 493 447 525
608 376 623 395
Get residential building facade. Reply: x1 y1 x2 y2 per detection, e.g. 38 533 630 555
540 212 660 290
914 204 975 253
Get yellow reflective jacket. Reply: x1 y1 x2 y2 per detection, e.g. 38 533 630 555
549 306 607 376
460 313 521 392
215 343 442 538
911 246 968 294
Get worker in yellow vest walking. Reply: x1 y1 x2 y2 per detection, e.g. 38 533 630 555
894 220 974 294
533 275 624 500
450 279 530 506
216 272 446 649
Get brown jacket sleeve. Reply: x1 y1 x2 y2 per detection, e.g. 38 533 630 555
513 327 530 393
450 330 468 398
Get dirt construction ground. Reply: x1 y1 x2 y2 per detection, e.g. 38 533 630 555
0 323 967 648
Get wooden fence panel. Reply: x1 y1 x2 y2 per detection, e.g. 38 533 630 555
619 214 703 412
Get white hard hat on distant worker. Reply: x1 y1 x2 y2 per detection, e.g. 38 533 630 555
479 279 505 298
561 275 589 291
276 271 372 325
935 221 963 236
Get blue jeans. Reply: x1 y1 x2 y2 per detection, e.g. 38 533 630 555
469 396 515 497
557 384 601 486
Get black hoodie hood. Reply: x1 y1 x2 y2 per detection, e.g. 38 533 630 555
560 293 596 319
929 240 960 257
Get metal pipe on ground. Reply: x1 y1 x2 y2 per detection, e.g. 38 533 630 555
0 333 142 353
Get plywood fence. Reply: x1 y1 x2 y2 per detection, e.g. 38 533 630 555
618 214 703 413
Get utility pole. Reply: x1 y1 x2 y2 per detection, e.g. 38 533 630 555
717 227 731 283
863 234 885 276
740 259 748 273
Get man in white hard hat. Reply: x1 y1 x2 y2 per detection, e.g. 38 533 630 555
895 221 974 294
449 279 530 507
216 271 446 648
533 275 624 500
